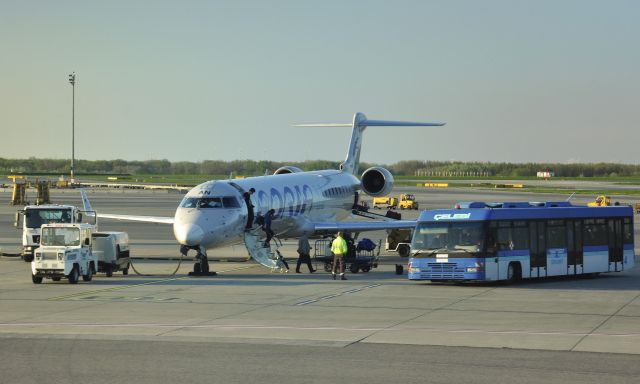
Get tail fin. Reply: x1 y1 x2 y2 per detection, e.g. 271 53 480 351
295 112 444 175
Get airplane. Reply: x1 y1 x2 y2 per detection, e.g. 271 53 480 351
92 112 445 275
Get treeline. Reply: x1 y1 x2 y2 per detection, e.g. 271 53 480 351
2 158 640 178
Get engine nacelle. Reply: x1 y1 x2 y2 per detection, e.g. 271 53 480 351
273 166 303 175
360 167 394 197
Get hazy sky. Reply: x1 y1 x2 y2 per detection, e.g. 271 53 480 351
1 0 638 165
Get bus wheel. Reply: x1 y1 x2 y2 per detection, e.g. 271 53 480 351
506 262 521 283
398 244 410 257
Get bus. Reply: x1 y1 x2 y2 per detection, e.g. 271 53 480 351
407 201 635 282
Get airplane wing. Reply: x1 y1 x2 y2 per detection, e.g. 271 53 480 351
99 213 175 225
313 220 416 235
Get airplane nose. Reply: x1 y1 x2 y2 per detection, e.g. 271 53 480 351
174 223 204 246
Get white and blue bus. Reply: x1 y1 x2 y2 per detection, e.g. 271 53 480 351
408 201 635 282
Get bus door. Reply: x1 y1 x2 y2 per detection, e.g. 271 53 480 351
608 218 624 271
567 220 583 275
529 221 546 278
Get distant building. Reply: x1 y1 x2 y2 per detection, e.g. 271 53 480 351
537 171 555 179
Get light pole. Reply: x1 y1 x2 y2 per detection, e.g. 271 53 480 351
68 72 76 183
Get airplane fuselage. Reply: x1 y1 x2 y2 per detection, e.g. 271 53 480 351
172 170 361 251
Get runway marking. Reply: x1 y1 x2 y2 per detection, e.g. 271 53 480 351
1 321 640 338
47 265 258 302
296 284 381 306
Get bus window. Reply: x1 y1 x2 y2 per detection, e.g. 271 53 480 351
584 219 607 246
546 220 566 248
623 218 633 244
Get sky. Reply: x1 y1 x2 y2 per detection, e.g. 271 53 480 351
0 0 638 165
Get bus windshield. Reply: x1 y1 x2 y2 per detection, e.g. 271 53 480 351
25 209 73 229
41 227 81 246
411 221 484 256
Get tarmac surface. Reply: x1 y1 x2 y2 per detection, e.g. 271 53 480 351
1 186 639 383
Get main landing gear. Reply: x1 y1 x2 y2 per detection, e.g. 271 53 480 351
181 245 217 277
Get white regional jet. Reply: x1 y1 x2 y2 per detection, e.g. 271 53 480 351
95 113 444 274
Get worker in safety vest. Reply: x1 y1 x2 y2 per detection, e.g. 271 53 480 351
331 232 348 280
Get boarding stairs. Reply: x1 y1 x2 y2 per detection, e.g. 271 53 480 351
243 227 287 271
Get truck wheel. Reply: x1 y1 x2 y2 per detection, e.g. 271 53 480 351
361 266 371 273
68 266 79 284
32 275 43 284
82 264 93 282
350 264 359 273
105 265 113 277
23 254 34 263
398 244 410 257
52 277 61 282
323 262 332 272
122 266 129 276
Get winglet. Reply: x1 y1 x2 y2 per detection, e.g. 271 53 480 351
80 189 93 211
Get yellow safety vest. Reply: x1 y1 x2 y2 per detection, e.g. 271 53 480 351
331 236 348 255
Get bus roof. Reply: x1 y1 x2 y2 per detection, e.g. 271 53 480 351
418 201 633 223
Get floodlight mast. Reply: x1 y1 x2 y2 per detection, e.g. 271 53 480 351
68 72 76 183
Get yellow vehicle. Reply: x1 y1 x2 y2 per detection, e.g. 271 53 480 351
398 194 419 210
372 196 398 209
587 195 612 207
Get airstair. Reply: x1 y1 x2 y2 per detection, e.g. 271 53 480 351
243 227 287 271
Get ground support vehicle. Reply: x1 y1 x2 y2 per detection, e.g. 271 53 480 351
31 224 96 284
313 238 380 273
398 194 419 210
372 196 398 210
408 201 634 283
92 232 131 276
15 204 96 262
385 228 413 257
587 195 612 207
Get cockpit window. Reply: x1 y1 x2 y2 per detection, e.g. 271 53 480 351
222 197 240 208
180 196 240 209
198 198 223 208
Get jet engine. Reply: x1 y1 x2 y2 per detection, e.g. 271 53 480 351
273 166 303 175
360 167 394 197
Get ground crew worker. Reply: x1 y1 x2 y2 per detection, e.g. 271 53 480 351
331 232 348 280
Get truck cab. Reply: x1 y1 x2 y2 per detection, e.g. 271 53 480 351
31 223 97 284
15 204 97 262
372 196 398 209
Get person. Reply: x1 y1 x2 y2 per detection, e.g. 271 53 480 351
243 188 255 230
331 232 348 280
296 235 316 273
262 209 275 247
275 249 289 272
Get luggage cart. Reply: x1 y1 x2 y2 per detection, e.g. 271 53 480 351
313 238 380 273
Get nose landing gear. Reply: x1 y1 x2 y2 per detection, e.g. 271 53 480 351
182 245 217 277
